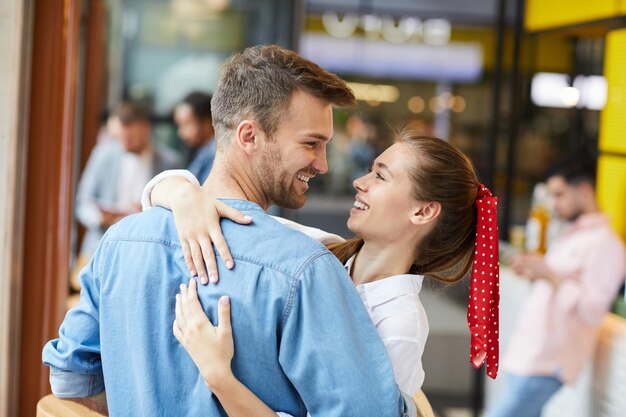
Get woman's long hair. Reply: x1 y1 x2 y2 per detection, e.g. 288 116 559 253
327 131 481 284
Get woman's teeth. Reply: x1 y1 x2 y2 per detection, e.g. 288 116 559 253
353 201 370 210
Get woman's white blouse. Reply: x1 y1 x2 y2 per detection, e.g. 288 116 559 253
344 255 428 396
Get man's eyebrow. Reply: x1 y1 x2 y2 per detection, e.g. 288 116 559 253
376 162 394 177
304 133 332 142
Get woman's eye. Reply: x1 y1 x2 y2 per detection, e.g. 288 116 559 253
375 172 385 180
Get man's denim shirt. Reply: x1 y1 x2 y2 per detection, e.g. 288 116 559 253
42 200 410 417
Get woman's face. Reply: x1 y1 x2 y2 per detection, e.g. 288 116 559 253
347 142 420 242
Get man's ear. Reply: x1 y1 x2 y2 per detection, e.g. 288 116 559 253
410 201 442 226
234 120 261 155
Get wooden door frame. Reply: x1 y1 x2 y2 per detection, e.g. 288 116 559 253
17 0 82 416
0 1 34 416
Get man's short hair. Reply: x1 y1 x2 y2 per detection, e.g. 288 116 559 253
211 45 356 147
546 152 597 187
113 101 151 125
180 91 213 121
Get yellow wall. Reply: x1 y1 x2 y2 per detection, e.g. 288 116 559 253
526 0 619 32
598 28 626 239
598 156 626 239
599 29 626 154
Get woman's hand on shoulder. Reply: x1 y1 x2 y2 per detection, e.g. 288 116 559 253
173 279 235 390
170 184 253 284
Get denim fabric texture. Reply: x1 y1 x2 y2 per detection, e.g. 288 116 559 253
483 372 562 417
43 200 404 417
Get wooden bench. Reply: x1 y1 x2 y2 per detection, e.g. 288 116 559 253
37 390 434 417
37 394 108 417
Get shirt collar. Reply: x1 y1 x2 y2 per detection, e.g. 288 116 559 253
217 199 265 213
568 212 610 232
345 255 424 307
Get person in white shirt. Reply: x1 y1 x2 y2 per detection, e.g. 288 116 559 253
142 131 497 416
72 102 181 289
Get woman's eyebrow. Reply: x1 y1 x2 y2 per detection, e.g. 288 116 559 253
375 162 394 178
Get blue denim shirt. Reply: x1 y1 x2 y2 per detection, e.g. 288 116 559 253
43 200 410 417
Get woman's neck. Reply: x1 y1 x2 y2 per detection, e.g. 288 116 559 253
350 241 417 285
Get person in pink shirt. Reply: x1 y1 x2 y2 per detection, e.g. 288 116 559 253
485 154 626 417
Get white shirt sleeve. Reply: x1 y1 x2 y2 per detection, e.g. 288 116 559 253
271 216 345 246
140 169 200 211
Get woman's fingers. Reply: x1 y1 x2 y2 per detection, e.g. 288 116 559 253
198 237 218 284
183 280 214 328
217 296 232 339
216 201 253 225
188 241 208 285
207 224 234 273
175 292 186 329
213 202 254 270
180 241 196 277
172 319 183 343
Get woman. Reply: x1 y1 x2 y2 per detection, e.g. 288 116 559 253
143 131 500 416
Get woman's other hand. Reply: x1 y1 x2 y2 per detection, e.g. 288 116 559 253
169 181 253 284
173 279 235 390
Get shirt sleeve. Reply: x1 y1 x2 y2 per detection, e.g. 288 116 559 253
140 169 200 211
278 252 404 417
270 216 345 246
42 241 106 398
554 236 626 325
75 144 111 230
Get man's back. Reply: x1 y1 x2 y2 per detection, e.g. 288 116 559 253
44 200 402 417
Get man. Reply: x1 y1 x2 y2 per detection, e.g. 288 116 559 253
43 46 413 417
485 155 626 417
174 91 216 182
72 102 182 288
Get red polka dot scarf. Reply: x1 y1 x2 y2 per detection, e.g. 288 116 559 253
468 184 500 379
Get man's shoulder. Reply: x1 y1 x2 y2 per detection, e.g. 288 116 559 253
581 220 625 249
103 207 179 247
86 141 124 166
219 208 341 277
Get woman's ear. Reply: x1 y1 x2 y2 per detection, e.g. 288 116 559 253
234 120 260 155
410 201 442 226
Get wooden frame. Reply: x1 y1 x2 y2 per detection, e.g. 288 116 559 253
0 1 34 417
17 0 82 416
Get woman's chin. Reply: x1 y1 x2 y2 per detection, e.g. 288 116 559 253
346 217 359 234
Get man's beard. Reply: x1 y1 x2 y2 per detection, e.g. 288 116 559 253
255 144 306 209
565 208 582 223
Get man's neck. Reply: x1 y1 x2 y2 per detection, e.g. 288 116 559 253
202 159 270 209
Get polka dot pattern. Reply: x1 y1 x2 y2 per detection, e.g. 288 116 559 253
468 184 500 380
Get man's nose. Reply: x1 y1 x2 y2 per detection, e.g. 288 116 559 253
313 146 328 175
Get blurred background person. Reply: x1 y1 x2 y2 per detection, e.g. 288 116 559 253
174 91 216 183
345 114 376 182
72 101 182 289
94 111 123 145
484 155 626 417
